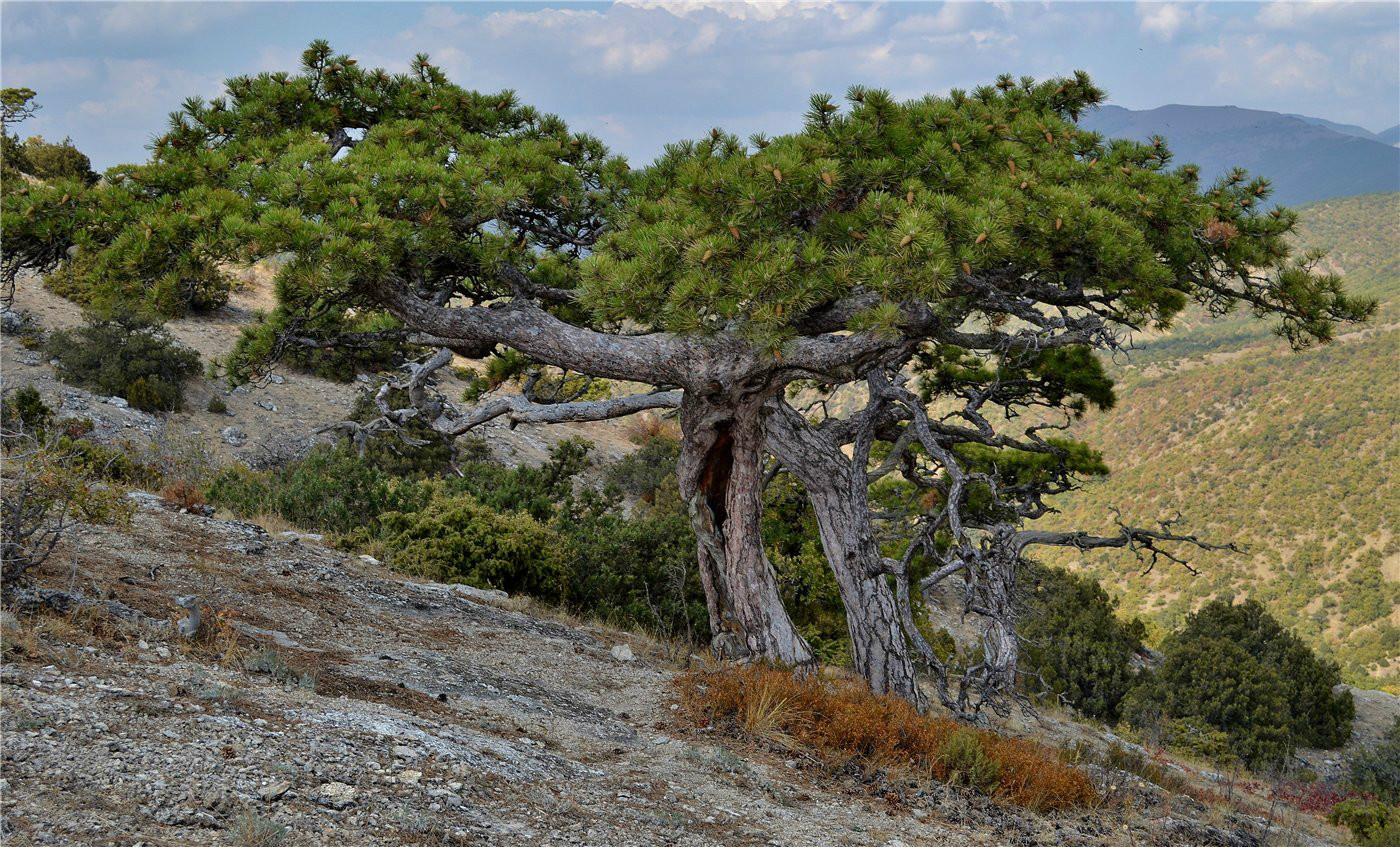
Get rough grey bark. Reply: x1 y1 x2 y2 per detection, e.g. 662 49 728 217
765 398 923 704
677 387 813 668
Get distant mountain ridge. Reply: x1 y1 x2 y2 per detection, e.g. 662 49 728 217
1285 114 1384 142
1080 104 1400 207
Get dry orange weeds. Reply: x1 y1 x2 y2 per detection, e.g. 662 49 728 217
674 663 1097 812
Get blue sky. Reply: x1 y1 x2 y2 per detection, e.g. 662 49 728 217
3 1 1397 171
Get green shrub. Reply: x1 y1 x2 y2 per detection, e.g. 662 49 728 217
762 475 851 665
18 135 97 184
1328 798 1399 847
560 497 706 642
205 437 710 641
207 446 423 535
1 386 54 438
1163 717 1239 768
443 438 592 520
606 436 680 503
1018 561 1146 722
1125 637 1293 769
1346 716 1400 804
206 396 228 414
123 376 180 413
57 436 158 487
2 429 133 587
942 728 1003 794
1124 598 1353 769
376 492 569 600
44 316 200 412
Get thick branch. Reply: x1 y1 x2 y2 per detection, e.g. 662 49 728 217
376 283 684 385
430 389 682 436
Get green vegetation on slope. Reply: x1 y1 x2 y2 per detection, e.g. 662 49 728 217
1046 194 1400 690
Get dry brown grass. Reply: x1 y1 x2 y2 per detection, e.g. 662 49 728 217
675 663 1097 812
623 412 680 445
159 479 206 512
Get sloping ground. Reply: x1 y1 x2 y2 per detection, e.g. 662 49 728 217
1043 327 1400 685
1 499 1350 847
2 268 639 476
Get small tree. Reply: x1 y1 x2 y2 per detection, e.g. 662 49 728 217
19 135 98 185
1 87 38 182
1124 598 1353 767
2 45 1373 710
1 390 132 589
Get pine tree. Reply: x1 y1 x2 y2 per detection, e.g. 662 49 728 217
1 45 1374 706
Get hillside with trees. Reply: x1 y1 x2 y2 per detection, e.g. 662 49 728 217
1044 193 1400 690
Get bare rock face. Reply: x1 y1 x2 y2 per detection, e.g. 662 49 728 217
315 782 357 809
220 426 247 446
257 780 291 802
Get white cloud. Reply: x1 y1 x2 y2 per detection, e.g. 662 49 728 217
76 59 225 121
1138 2 1189 40
620 1 839 23
689 22 722 52
591 37 673 74
1185 35 1334 94
99 2 250 38
0 57 99 93
1254 1 1368 30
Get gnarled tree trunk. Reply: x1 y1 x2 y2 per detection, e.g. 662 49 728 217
677 388 814 668
765 399 924 705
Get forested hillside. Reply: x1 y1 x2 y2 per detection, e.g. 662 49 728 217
1045 193 1400 690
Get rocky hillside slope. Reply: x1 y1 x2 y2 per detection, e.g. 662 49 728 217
1 495 1363 847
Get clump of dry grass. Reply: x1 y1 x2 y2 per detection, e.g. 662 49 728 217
159 479 206 512
176 604 245 667
226 810 288 846
674 663 1097 812
623 412 680 445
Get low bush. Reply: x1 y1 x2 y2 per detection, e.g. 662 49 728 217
44 316 201 412
205 439 708 639
1 386 53 438
1328 797 1399 847
207 446 426 536
605 436 681 503
1018 561 1146 722
562 498 706 642
1162 717 1239 768
1 426 133 589
674 663 1096 811
160 480 206 512
374 492 569 599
